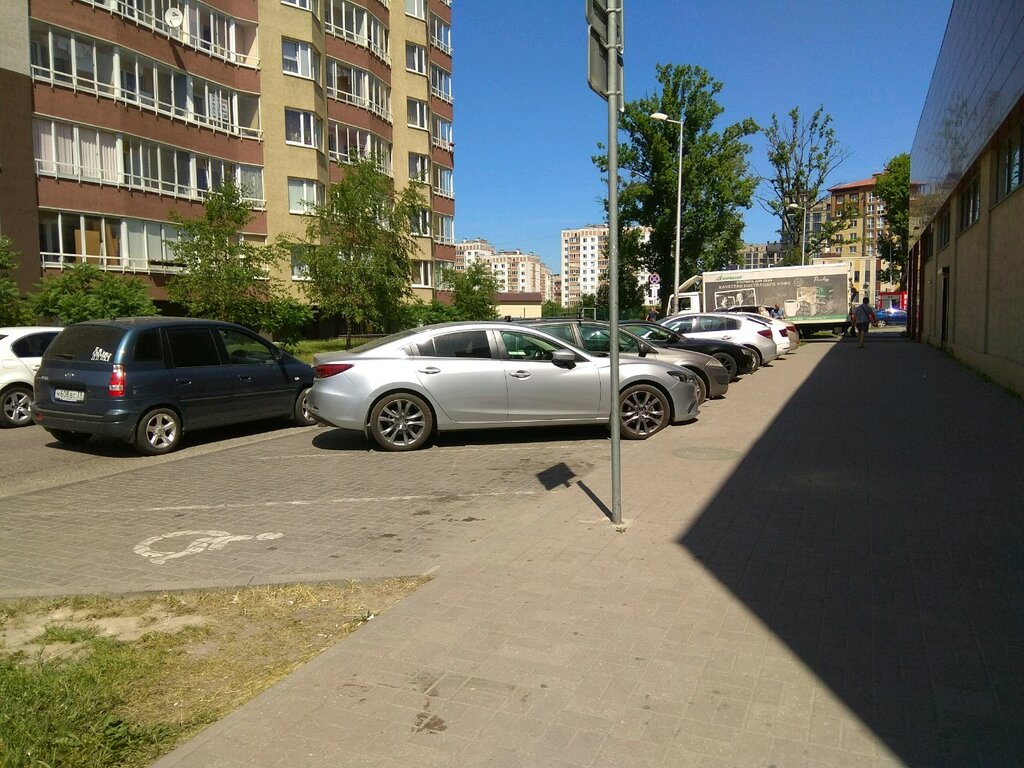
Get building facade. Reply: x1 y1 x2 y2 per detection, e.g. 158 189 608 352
825 177 891 304
907 0 1024 397
453 239 554 302
560 224 658 308
737 241 783 270
0 0 454 306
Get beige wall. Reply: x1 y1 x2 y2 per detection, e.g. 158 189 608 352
919 126 1024 397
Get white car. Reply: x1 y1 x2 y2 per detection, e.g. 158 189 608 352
660 313 779 368
734 313 796 355
1 326 62 427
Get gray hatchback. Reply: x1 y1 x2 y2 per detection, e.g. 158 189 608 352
32 317 314 455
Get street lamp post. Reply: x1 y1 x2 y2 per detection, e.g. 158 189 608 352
651 111 683 314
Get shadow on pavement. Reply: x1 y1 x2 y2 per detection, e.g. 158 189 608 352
678 336 1024 767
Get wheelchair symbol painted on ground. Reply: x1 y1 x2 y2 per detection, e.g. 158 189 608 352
134 530 284 565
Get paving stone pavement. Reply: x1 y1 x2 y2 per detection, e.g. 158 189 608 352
11 331 1024 767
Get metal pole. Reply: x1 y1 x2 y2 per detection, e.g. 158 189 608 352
672 121 683 314
606 0 621 524
801 200 807 266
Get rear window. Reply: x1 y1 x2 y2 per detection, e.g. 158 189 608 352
167 328 221 367
44 326 126 362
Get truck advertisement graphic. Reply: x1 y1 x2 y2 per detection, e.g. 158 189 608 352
700 263 852 334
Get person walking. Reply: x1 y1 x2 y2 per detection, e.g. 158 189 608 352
645 307 659 322
852 297 876 348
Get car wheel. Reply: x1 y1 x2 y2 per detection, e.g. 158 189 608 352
684 369 708 405
619 384 670 440
876 318 886 327
745 346 764 368
47 428 91 445
1 385 34 428
292 387 316 426
712 352 739 380
369 392 433 452
135 408 181 455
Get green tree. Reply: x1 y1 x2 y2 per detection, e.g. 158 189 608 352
28 264 157 324
761 106 853 263
595 64 759 314
167 182 302 335
873 152 911 289
594 228 646 319
400 299 455 327
440 262 499 321
299 159 424 343
0 236 31 326
541 301 567 317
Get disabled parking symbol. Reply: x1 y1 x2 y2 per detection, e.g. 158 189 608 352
134 530 284 565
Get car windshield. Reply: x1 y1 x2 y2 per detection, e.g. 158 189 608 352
625 324 673 342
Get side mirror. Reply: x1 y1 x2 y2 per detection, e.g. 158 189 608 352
551 349 576 368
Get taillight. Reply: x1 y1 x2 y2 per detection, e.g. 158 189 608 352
757 329 773 339
778 329 787 338
314 363 353 379
109 364 125 397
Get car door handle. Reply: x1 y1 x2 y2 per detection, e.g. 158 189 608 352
509 370 530 379
175 378 192 385
237 375 252 381
418 367 441 375
721 335 732 340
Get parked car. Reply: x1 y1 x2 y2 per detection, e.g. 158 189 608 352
619 320 758 380
514 318 729 403
876 307 907 326
660 313 779 368
32 317 314 455
716 306 799 353
0 326 62 428
307 321 700 452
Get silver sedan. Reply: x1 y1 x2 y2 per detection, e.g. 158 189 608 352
307 321 700 451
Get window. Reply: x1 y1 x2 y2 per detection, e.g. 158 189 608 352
407 98 428 129
430 15 451 54
959 177 980 231
132 330 163 363
937 207 951 249
410 209 430 236
167 328 221 367
291 244 310 280
405 43 426 74
412 260 432 287
325 59 391 119
430 65 452 103
327 120 392 172
220 329 276 365
282 39 319 80
432 213 454 245
324 1 390 61
284 108 322 149
433 165 453 197
431 331 491 359
408 153 429 183
405 0 425 19
997 123 1023 201
282 0 312 10
501 331 560 361
432 116 453 149
288 178 322 213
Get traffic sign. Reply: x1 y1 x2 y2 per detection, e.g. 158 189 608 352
649 272 660 284
586 0 623 102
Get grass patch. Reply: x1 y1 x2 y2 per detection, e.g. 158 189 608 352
291 336 378 364
0 578 426 768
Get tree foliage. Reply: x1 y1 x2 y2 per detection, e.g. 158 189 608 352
0 236 32 326
441 263 499 321
595 228 646 319
595 64 759 314
299 159 424 338
761 106 852 263
28 263 157 324
166 182 306 336
873 153 911 289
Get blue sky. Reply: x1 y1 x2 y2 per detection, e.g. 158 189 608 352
451 0 952 272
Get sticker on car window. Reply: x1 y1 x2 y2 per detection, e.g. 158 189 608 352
91 347 113 362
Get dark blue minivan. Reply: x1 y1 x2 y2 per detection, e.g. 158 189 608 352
32 317 314 455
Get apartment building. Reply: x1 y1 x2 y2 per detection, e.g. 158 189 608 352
736 241 783 270
560 225 606 306
0 0 454 306
453 239 554 301
823 177 891 303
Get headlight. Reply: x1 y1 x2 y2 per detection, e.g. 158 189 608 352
669 368 697 384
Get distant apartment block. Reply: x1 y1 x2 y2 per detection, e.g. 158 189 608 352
454 239 553 301
737 242 783 270
0 0 455 306
560 224 659 307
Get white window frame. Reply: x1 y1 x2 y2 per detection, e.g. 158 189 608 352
408 153 430 184
282 39 319 80
405 42 426 74
282 0 313 11
407 98 428 130
405 0 425 20
288 177 322 214
430 64 452 103
284 108 322 149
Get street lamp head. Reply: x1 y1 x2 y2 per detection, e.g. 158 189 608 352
786 202 800 210
650 112 669 121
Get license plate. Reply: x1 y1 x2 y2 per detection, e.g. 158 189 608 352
54 388 85 403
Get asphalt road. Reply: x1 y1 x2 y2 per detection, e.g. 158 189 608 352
0 416 625 598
